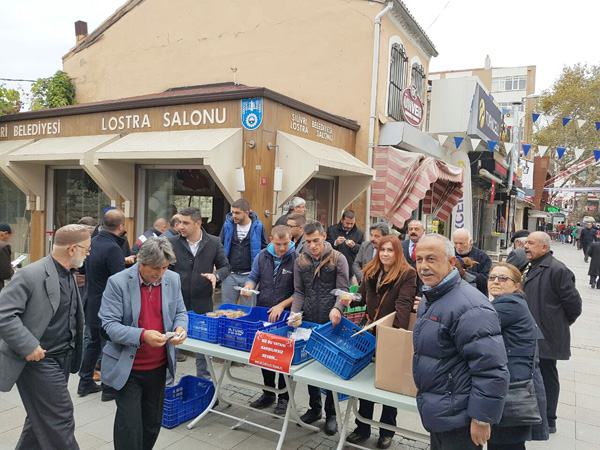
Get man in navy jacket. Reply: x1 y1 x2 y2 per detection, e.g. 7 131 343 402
241 225 296 415
413 234 509 449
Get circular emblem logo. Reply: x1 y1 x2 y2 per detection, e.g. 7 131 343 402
245 113 258 127
479 99 486 128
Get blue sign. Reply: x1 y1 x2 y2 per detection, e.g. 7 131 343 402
241 97 263 130
468 84 501 142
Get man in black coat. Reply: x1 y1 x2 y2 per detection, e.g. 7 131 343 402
506 229 530 272
453 229 492 296
168 207 230 379
523 231 582 434
581 222 597 263
77 209 127 398
587 240 600 288
0 223 14 292
401 220 425 295
326 210 364 269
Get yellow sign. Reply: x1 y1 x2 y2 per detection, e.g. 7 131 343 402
479 99 486 129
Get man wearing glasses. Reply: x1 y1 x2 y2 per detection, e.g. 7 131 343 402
0 224 92 449
287 213 306 255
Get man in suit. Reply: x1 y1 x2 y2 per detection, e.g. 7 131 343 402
352 222 389 283
401 220 425 294
0 223 14 292
506 229 530 272
0 224 91 450
168 207 230 378
99 237 188 450
453 229 492 296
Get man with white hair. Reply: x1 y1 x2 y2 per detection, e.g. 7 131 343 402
413 234 509 449
523 231 582 434
275 196 306 226
506 229 530 272
452 229 492 296
0 224 92 449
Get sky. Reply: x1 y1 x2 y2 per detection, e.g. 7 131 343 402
1 0 598 102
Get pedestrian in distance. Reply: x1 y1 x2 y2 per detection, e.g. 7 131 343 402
275 196 306 226
99 237 188 450
486 262 549 450
241 225 297 415
346 235 416 449
353 222 389 283
453 229 493 296
131 218 170 254
326 210 364 269
413 233 509 450
0 223 14 293
574 222 583 249
586 239 600 289
0 224 93 450
161 214 182 239
291 220 350 436
581 222 597 263
522 231 582 434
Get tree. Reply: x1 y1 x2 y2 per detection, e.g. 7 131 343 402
0 84 23 115
30 70 76 110
533 64 600 221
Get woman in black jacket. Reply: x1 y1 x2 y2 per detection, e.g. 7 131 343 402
487 262 549 450
347 235 416 449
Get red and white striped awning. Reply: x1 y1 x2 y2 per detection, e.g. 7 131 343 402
371 146 464 228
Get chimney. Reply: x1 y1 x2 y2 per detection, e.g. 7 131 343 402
484 55 491 70
75 21 88 43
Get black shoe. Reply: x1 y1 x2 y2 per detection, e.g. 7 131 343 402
377 436 393 449
101 386 116 402
77 382 102 397
347 431 369 444
324 415 338 435
299 409 322 424
274 397 288 415
249 393 275 409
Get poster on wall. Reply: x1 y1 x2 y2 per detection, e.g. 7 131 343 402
449 149 473 236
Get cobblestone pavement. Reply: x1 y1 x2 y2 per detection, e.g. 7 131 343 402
0 240 597 449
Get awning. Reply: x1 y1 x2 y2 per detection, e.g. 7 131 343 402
95 128 243 204
0 139 35 203
276 131 375 213
371 146 464 227
5 135 121 211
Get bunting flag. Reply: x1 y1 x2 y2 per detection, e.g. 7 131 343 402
454 137 464 149
545 114 556 123
505 143 514 153
594 150 600 161
522 144 532 156
596 122 600 131
438 134 448 146
574 148 585 160
470 138 481 150
502 108 510 115
562 118 571 127
538 145 549 157
577 119 587 128
532 113 540 123
487 140 498 152
556 147 566 159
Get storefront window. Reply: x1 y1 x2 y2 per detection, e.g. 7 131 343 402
145 168 229 235
298 177 334 226
0 172 30 258
54 169 111 229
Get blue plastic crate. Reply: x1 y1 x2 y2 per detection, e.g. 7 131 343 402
305 316 376 380
218 306 290 351
265 322 318 365
320 388 349 401
188 303 252 343
162 376 215 429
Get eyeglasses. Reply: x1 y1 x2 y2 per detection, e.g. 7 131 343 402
75 244 91 253
488 275 515 283
287 224 300 228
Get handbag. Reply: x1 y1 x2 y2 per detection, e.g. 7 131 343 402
498 344 542 427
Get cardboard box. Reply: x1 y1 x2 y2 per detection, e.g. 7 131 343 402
373 312 418 397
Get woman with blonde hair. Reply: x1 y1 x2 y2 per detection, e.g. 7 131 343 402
346 235 417 449
487 262 549 450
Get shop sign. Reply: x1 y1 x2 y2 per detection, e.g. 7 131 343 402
249 330 295 374
467 84 501 142
547 206 560 212
400 85 424 127
289 113 334 142
241 97 263 130
494 162 507 178
450 149 473 235
490 181 496 203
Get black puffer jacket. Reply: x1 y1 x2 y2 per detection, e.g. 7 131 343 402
413 269 510 433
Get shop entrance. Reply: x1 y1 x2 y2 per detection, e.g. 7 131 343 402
141 167 230 236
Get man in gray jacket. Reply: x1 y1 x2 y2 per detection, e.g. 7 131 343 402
0 224 91 450
352 222 389 282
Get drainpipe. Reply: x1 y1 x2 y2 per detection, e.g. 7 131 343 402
366 2 394 231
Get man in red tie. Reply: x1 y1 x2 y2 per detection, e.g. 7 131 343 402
401 220 424 295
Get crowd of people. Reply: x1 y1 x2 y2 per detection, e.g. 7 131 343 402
0 200 587 450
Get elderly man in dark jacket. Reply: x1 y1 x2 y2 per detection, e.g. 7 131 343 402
506 229 530 272
581 222 598 262
523 231 582 433
587 240 600 288
413 233 509 449
453 229 492 296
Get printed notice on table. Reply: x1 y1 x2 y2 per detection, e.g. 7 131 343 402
249 331 295 374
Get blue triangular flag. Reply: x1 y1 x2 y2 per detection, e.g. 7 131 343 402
454 137 464 149
596 122 600 131
556 147 566 159
502 108 510 115
522 144 532 156
562 118 571 127
532 113 540 123
487 140 498 152
594 150 600 161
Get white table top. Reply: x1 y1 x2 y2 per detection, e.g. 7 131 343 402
293 362 418 413
180 337 314 374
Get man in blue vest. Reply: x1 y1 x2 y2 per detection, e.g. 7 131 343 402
241 225 296 415
220 199 267 306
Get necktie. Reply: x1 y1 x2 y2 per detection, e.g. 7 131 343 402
411 244 416 262
522 262 531 282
